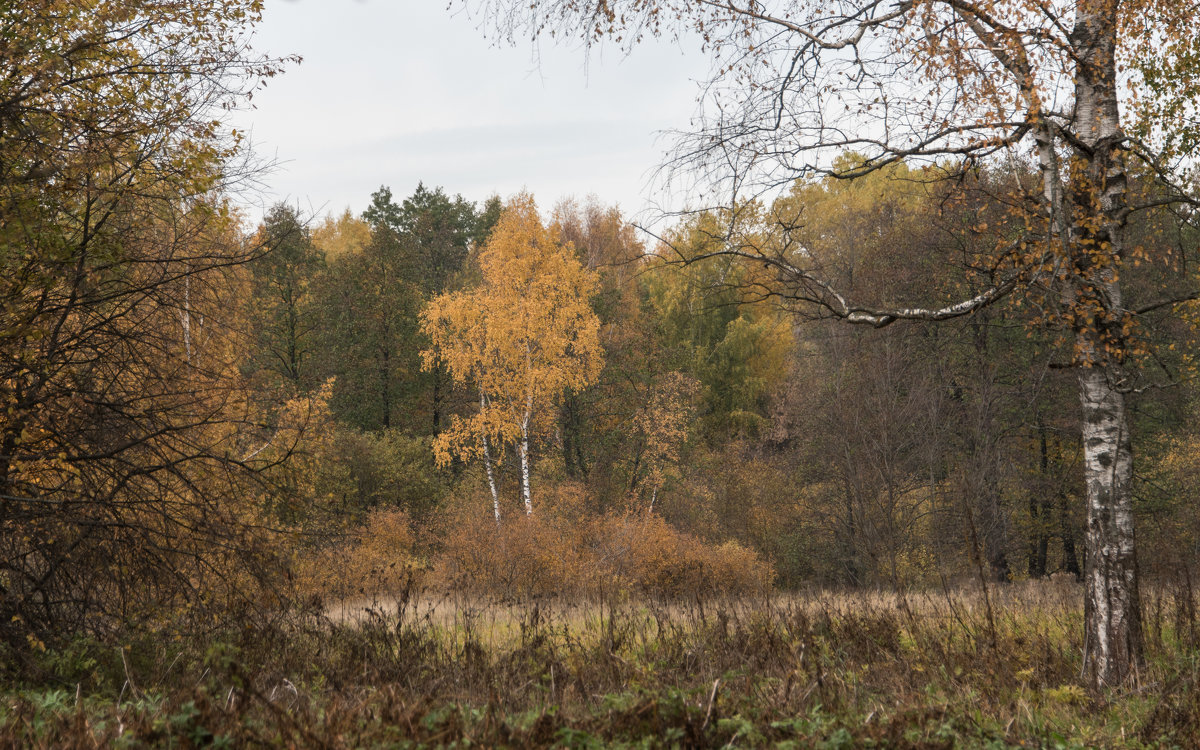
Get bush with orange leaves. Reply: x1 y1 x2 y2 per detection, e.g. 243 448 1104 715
435 510 774 599
294 508 422 602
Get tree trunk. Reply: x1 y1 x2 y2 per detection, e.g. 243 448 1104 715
1070 0 1144 688
1029 419 1051 579
380 347 391 429
519 343 534 515
842 483 862 587
1028 493 1048 579
181 272 192 365
980 482 1010 583
519 410 533 515
1079 366 1142 687
480 391 500 524
1060 490 1082 580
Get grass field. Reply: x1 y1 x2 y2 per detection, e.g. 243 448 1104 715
5 577 1200 748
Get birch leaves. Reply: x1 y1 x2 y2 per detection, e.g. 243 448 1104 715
422 194 604 516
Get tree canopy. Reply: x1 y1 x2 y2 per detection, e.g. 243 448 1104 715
423 193 604 516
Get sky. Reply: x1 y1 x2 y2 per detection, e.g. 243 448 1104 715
231 0 712 225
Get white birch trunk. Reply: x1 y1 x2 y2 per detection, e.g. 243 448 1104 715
1070 0 1143 687
519 342 534 515
181 272 192 365
519 410 532 516
1079 366 1141 687
480 391 500 524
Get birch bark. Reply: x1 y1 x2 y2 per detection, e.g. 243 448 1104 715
1070 0 1143 687
519 409 533 516
480 391 501 524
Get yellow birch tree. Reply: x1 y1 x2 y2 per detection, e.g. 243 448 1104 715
423 193 604 520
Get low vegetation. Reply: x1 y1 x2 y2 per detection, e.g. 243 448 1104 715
6 577 1200 748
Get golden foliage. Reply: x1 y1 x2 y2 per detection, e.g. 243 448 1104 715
422 193 604 467
311 209 371 261
632 371 699 505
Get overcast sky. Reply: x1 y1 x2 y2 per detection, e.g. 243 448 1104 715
231 0 711 224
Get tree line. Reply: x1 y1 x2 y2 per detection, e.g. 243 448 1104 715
243 157 1197 607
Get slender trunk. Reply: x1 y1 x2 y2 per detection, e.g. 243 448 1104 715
981 482 1010 583
480 391 500 524
843 482 861 586
574 438 588 480
1028 491 1045 578
1036 505 1050 575
965 430 1010 583
972 349 1010 583
380 348 391 429
286 283 300 384
519 409 532 515
1029 418 1051 578
519 343 534 515
181 272 192 365
1061 490 1082 579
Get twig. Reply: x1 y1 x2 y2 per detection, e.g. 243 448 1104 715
702 678 721 730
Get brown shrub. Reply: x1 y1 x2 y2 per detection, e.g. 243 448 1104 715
434 510 774 599
294 508 420 601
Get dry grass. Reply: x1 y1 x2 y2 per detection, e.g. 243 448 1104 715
6 576 1200 747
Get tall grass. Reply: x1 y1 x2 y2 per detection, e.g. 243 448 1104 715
7 575 1200 747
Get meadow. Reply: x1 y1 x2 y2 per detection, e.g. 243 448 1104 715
6 576 1200 748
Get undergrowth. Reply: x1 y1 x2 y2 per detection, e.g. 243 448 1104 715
5 578 1200 748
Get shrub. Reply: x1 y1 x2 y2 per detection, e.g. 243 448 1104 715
294 508 420 602
434 509 774 599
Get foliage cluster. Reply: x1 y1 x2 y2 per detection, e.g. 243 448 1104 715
0 0 303 663
246 163 1200 613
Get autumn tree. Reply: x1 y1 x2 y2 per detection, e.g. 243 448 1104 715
550 197 685 494
645 212 793 441
628 371 699 511
398 185 498 433
0 0 290 653
313 189 424 431
465 0 1200 687
312 209 371 262
423 193 604 519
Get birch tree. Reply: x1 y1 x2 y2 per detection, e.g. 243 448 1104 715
464 0 1200 687
422 193 604 518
